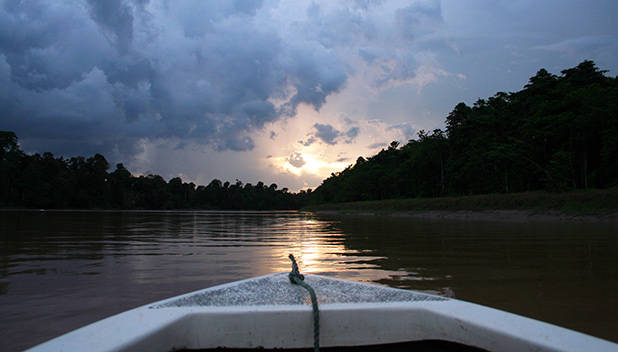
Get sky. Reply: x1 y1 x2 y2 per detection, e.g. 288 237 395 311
1 0 617 191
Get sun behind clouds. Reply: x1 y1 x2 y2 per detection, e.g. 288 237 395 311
273 151 349 177
260 104 418 190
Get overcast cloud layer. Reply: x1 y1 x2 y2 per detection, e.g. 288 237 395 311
1 0 617 190
1 0 350 154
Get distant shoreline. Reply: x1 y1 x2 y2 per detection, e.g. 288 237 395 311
4 189 618 222
303 189 618 223
0 208 297 213
310 209 618 223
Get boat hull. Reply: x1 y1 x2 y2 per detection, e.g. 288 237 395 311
28 273 617 352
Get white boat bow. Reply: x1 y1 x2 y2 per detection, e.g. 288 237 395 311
28 272 617 352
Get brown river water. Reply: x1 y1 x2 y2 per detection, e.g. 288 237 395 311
0 210 616 350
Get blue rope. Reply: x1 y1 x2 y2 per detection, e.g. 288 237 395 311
288 254 320 352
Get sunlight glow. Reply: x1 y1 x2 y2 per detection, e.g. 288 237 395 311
272 152 349 178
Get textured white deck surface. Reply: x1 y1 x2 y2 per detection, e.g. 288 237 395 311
28 273 618 352
155 272 447 308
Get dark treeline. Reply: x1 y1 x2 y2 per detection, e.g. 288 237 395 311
0 133 310 210
310 61 618 204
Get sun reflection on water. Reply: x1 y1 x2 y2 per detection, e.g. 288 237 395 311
262 216 408 284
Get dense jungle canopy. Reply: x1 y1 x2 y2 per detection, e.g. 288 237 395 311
310 60 618 204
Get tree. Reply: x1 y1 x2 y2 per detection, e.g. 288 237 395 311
109 163 133 208
0 131 19 158
0 131 24 206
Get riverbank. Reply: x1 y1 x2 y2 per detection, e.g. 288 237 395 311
303 188 618 222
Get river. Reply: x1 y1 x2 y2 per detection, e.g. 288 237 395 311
1 210 616 350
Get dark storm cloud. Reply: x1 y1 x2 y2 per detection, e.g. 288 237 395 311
85 0 138 54
0 1 111 91
307 123 360 145
0 0 347 156
313 123 341 145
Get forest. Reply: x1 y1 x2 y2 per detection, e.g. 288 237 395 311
0 134 310 210
1 61 617 210
310 60 618 204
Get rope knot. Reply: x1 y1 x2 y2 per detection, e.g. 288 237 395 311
288 254 305 283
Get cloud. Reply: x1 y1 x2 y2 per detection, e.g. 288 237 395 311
344 126 360 143
342 116 357 125
0 0 352 156
387 122 416 141
534 35 615 55
395 0 443 40
298 136 316 147
313 123 341 145
308 123 360 145
0 0 455 164
368 142 387 149
287 152 306 168
85 0 140 54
